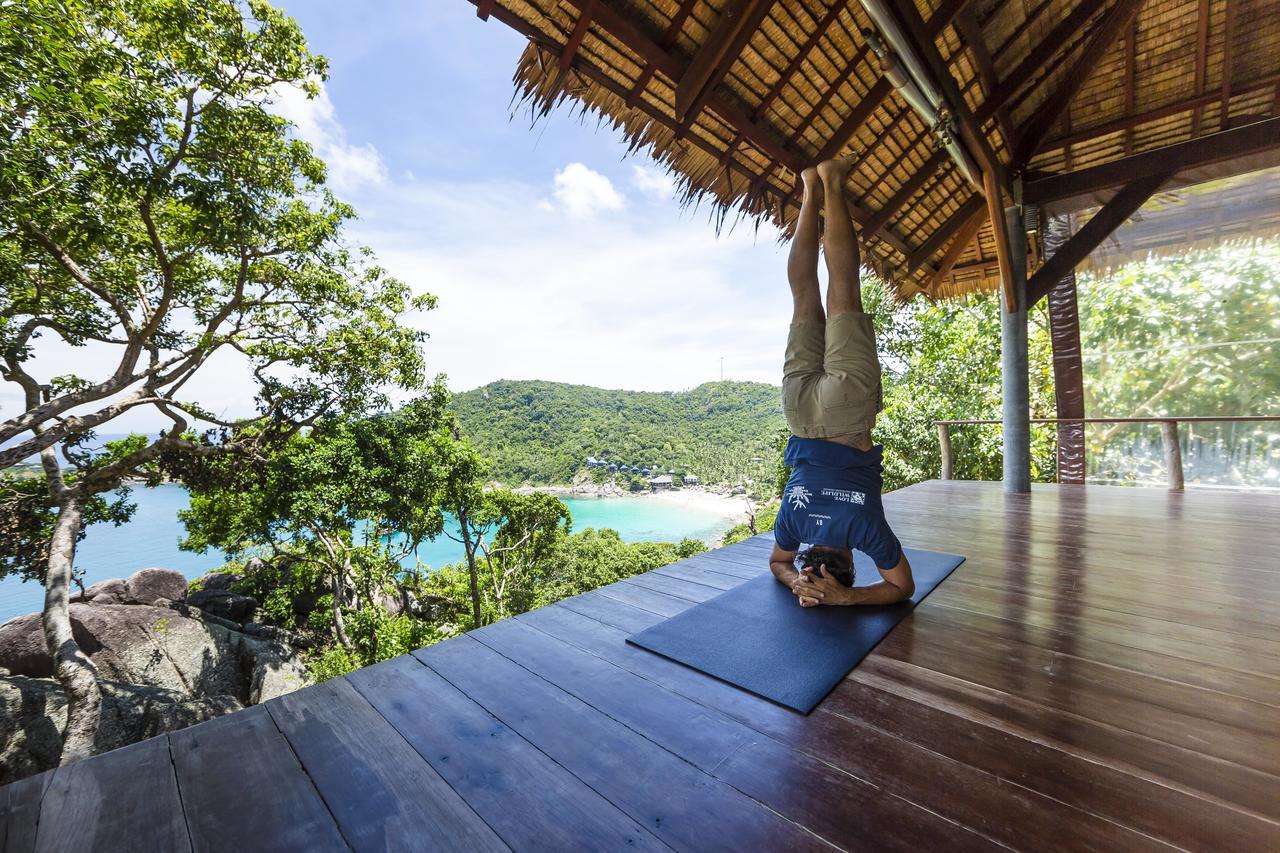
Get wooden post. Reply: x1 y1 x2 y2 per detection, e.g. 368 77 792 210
1161 420 1185 491
937 423 953 480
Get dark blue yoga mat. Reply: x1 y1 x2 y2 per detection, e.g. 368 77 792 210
626 547 965 713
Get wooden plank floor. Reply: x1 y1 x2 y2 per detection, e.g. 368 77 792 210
3 481 1278 851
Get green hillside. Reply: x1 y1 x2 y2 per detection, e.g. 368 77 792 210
451 380 786 487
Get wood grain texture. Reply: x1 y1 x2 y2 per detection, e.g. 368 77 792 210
169 704 349 853
35 736 190 853
345 654 667 852
267 677 506 852
7 482 1279 850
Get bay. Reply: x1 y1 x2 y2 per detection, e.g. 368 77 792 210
0 483 739 624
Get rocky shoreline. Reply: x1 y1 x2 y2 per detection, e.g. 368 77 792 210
0 567 308 783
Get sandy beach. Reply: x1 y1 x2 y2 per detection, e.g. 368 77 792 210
646 487 753 521
516 483 753 523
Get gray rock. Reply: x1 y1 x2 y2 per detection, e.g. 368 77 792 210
72 577 126 604
0 604 307 706
185 589 258 623
124 568 188 605
178 603 244 633
0 675 241 785
193 571 242 592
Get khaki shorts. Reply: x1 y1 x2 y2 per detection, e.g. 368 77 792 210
782 312 883 439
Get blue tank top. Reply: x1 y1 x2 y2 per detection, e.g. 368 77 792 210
773 436 903 569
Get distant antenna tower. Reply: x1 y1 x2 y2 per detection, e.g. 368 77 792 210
720 356 724 381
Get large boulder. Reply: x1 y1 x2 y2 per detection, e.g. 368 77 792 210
71 578 127 604
185 589 258 623
0 604 305 705
0 675 241 785
124 568 188 605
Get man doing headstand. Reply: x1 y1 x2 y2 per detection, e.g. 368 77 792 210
768 158 915 608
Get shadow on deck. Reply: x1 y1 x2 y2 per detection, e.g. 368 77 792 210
3 481 1279 850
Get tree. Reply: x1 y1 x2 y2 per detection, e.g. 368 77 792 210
442 488 572 625
175 391 466 658
0 0 429 762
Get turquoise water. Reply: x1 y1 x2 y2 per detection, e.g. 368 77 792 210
0 483 736 624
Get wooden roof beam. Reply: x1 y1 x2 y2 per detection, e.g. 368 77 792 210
556 0 597 79
557 0 806 174
975 0 1111 124
1191 0 1209 135
906 194 986 273
814 77 894 163
887 0 1003 181
1044 72 1280 148
675 0 774 124
753 1 850 121
1025 117 1280 205
1014 0 1147 164
624 0 696 107
473 1 796 205
927 204 987 293
862 149 948 235
1123 16 1136 154
954 10 1016 146
476 0 496 20
1026 172 1168 304
1218 0 1237 131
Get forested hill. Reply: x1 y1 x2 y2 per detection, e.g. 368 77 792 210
451 380 786 486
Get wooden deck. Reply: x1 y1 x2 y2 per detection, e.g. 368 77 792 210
3 480 1278 851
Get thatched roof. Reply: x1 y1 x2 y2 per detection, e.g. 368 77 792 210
471 0 1280 299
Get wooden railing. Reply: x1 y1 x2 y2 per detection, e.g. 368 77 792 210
933 416 1280 490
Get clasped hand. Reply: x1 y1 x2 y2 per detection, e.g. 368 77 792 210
789 566 846 607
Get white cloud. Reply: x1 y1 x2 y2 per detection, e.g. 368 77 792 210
551 163 625 218
270 83 388 194
631 164 675 198
348 172 791 396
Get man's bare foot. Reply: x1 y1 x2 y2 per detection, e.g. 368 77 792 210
800 166 822 204
816 156 856 185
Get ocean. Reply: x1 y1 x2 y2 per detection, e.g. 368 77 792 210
0 483 738 624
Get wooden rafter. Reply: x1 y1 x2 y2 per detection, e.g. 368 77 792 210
975 0 1111 124
753 1 850 121
1014 0 1147 164
1045 72 1280 149
955 10 1016 146
476 0 496 20
1026 172 1169 304
675 0 774 124
1219 0 1237 131
983 168 1016 309
891 0 1003 179
862 150 947 235
927 204 987 293
1191 0 1209 135
1025 118 1280 204
624 0 697 108
560 2 596 70
906 194 986 273
1123 17 1136 154
814 77 894 163
475 1 794 203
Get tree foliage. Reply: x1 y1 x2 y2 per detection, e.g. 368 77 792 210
451 380 785 488
0 0 429 762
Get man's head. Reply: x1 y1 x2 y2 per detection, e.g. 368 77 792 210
796 545 855 587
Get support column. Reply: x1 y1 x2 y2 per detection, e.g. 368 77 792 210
1001 206 1031 493
1043 214 1087 484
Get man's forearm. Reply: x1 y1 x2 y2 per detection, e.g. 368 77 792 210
770 561 799 585
838 580 911 606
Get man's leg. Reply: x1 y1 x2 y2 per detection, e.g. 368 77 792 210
787 167 824 325
816 158 863 316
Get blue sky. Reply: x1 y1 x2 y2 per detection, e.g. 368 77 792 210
13 1 801 432
265 0 795 394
